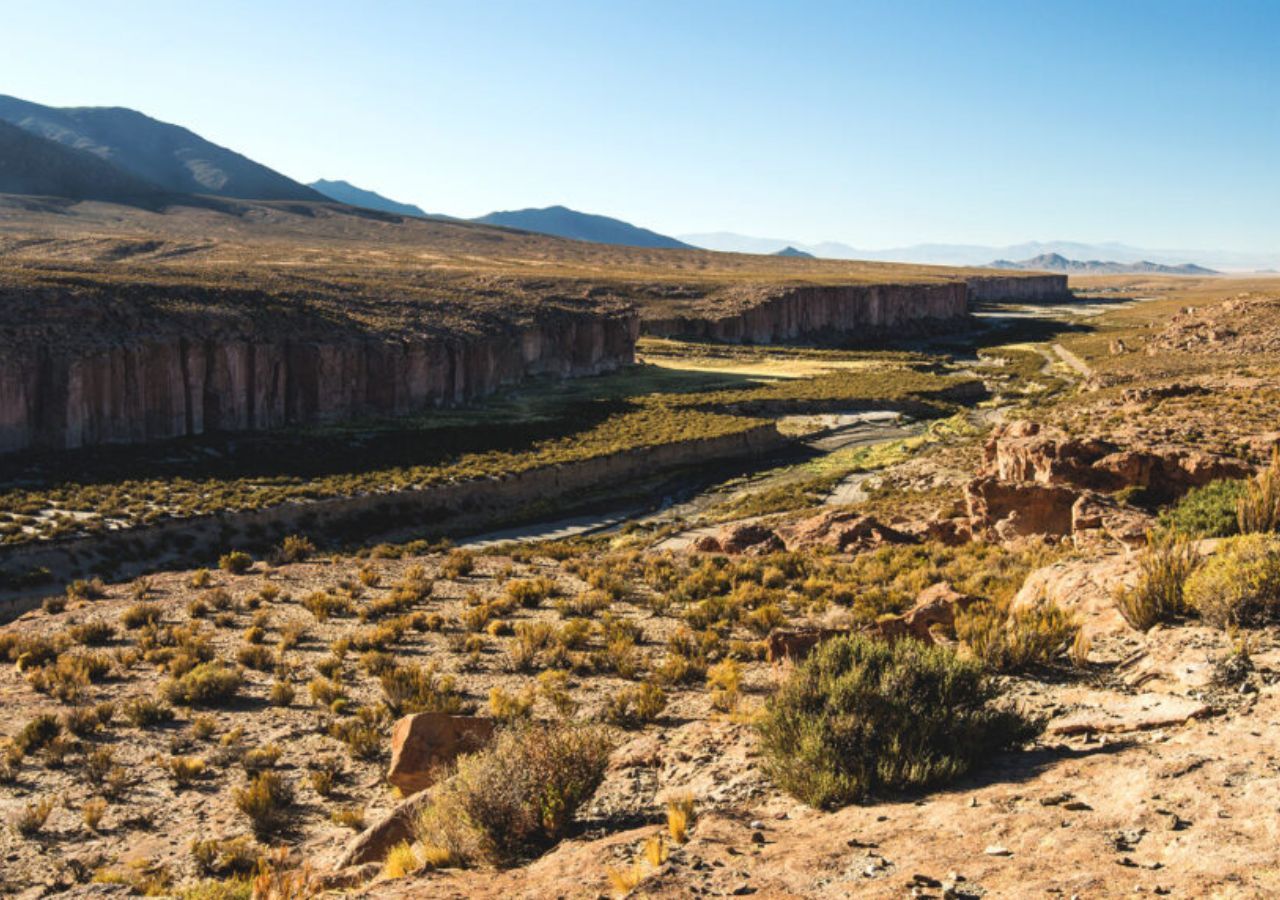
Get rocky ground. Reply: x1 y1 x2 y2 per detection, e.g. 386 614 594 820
4 275 1280 898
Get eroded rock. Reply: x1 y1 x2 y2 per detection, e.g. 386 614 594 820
386 712 495 795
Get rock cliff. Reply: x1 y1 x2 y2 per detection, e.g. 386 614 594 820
640 282 969 343
0 314 639 454
965 274 1069 301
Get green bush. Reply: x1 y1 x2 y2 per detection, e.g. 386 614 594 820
416 722 614 866
1159 479 1247 537
164 663 243 707
756 634 1040 809
1185 534 1280 628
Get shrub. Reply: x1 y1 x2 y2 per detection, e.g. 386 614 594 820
83 797 107 831
275 534 316 564
124 697 175 727
121 602 163 629
756 634 1040 809
234 771 295 836
955 597 1079 673
10 796 55 836
440 550 476 579
164 663 243 707
488 685 535 722
1238 451 1280 534
416 722 613 866
1113 530 1199 630
14 714 61 755
269 681 296 707
384 841 419 879
504 577 556 609
380 665 467 717
1185 534 1280 628
666 792 694 843
707 659 742 712
237 644 275 671
604 682 667 728
70 620 116 646
219 551 254 575
164 755 207 787
1160 479 1247 537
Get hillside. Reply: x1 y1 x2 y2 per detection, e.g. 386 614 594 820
774 245 814 258
309 179 429 217
0 120 162 202
990 252 1218 276
472 205 690 250
0 95 322 201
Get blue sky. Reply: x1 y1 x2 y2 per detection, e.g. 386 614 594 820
6 1 1278 251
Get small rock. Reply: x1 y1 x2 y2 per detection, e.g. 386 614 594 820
984 845 1012 857
750 831 765 844
748 819 766 830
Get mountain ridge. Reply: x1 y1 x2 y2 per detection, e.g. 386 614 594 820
472 205 690 249
308 179 429 218
989 252 1218 276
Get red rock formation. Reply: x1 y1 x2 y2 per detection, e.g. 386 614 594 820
781 509 917 552
386 712 496 795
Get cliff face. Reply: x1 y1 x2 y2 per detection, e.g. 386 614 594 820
965 274 1068 302
641 282 969 343
0 314 639 454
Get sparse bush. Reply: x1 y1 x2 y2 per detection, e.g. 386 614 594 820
164 663 243 707
234 771 295 836
380 664 467 716
504 576 556 609
440 550 476 579
1185 533 1280 628
275 534 317 564
191 835 261 877
82 797 107 831
121 602 163 629
307 757 343 797
164 755 207 787
14 713 61 756
189 569 213 589
666 792 694 843
955 597 1079 672
415 722 614 866
269 681 296 707
331 805 366 831
10 796 55 836
757 634 1040 808
219 551 254 575
1238 451 1280 534
707 658 741 712
123 697 175 728
604 682 667 728
70 620 116 646
329 707 384 761
1114 530 1199 630
488 685 536 722
67 577 108 601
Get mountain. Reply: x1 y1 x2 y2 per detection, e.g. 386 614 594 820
774 245 814 258
309 179 428 218
0 95 322 201
989 253 1219 276
677 232 1269 271
0 119 164 202
473 205 690 249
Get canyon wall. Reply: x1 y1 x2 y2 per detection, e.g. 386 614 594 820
965 274 1069 302
640 282 969 343
0 313 640 454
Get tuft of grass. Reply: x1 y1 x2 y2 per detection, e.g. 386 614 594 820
1238 451 1280 534
955 597 1079 672
233 771 295 836
665 792 694 844
757 633 1041 809
10 796 55 836
383 841 418 879
219 551 254 575
1113 529 1199 630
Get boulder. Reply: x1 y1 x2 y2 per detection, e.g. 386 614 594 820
334 791 434 869
1011 554 1137 639
716 522 784 555
901 582 978 640
782 510 916 553
1071 492 1152 550
387 713 495 795
965 476 1080 538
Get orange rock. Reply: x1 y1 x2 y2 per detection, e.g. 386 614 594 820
386 713 495 795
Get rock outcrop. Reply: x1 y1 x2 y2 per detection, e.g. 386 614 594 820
965 274 1069 302
387 713 496 795
779 509 918 553
641 282 968 344
0 312 639 454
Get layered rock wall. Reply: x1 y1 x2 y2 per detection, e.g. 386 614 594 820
965 274 1069 302
0 314 640 454
641 282 969 343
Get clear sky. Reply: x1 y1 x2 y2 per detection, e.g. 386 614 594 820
6 0 1278 251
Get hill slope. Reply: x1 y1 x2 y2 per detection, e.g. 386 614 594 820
309 179 428 217
0 94 322 201
473 205 690 249
0 120 163 202
774 245 815 258
989 252 1218 275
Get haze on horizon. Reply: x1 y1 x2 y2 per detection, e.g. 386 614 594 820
5 0 1278 254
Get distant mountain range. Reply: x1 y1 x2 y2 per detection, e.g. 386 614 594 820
471 205 690 249
0 94 1272 268
989 253 1217 276
0 95 322 202
679 232 1276 273
309 179 429 217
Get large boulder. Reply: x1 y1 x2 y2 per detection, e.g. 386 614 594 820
334 791 434 868
901 582 978 640
1011 554 1137 639
387 713 495 795
716 522 785 555
781 510 916 553
965 476 1080 538
1071 492 1153 550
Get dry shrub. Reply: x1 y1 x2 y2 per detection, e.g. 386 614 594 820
604 682 667 728
164 663 243 707
757 633 1040 808
234 771 295 836
10 796 55 836
219 551 254 575
1238 450 1280 534
416 722 613 866
1114 529 1200 630
380 664 467 716
955 596 1079 673
1185 533 1280 628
